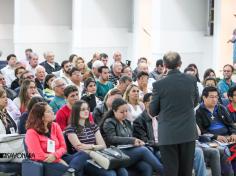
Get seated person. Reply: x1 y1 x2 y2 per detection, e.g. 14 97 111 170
13 79 40 113
227 86 236 124
81 77 101 112
0 88 17 134
133 93 208 176
49 78 66 114
43 74 56 103
93 89 122 125
65 100 128 176
56 85 80 131
196 86 236 175
25 102 89 176
18 96 45 134
123 84 144 123
101 98 164 176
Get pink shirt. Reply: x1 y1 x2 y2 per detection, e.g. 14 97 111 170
25 122 66 163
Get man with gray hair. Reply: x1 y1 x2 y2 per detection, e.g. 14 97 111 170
26 52 39 75
40 51 61 74
150 51 199 176
109 61 122 85
35 65 46 90
49 78 66 114
92 60 104 81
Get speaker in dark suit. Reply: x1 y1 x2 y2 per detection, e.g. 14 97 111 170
150 51 199 176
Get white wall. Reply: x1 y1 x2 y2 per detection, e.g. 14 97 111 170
14 0 72 62
0 0 14 60
72 0 133 66
152 0 213 78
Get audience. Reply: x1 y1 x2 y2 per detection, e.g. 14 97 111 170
196 86 236 175
65 100 128 176
56 85 80 131
13 79 40 113
25 102 86 176
217 64 236 99
96 66 114 101
35 65 46 90
26 52 39 75
69 67 84 95
123 84 144 123
81 78 100 112
43 74 56 103
40 51 61 74
0 88 17 134
49 78 66 114
149 59 164 80
3 48 236 175
11 66 26 90
1 54 17 87
93 88 122 125
18 96 45 134
101 98 164 176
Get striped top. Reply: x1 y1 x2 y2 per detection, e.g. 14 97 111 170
65 123 99 145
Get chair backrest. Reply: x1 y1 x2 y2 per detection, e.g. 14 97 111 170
23 138 30 159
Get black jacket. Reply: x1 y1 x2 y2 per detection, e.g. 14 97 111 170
196 104 236 139
150 69 199 145
40 61 61 74
133 110 156 143
92 102 108 125
102 117 135 146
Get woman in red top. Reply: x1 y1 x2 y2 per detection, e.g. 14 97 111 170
25 102 90 176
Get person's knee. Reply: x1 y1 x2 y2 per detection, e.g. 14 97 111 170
102 170 117 176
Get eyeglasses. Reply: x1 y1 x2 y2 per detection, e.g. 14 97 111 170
223 70 232 73
55 83 66 88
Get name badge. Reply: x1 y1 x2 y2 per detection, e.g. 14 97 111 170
47 139 55 153
10 127 15 134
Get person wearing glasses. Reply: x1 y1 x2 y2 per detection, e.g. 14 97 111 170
69 67 84 96
217 64 236 99
196 86 236 175
13 79 40 113
49 78 67 114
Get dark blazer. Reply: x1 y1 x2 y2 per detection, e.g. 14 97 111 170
133 110 156 143
150 69 199 145
35 78 44 90
40 61 61 74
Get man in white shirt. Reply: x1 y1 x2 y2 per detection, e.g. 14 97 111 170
26 52 39 75
1 54 17 87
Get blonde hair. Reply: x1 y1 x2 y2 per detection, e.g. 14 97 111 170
123 84 139 105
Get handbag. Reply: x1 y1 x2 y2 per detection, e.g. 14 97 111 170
89 146 130 170
0 134 25 162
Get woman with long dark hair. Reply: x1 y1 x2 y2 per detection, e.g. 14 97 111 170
25 102 90 176
65 100 128 176
101 98 164 176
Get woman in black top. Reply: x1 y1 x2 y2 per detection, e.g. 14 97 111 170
101 98 164 176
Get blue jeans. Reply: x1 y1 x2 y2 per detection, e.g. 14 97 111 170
122 146 164 176
43 151 90 176
194 147 207 176
84 162 128 176
202 147 221 176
